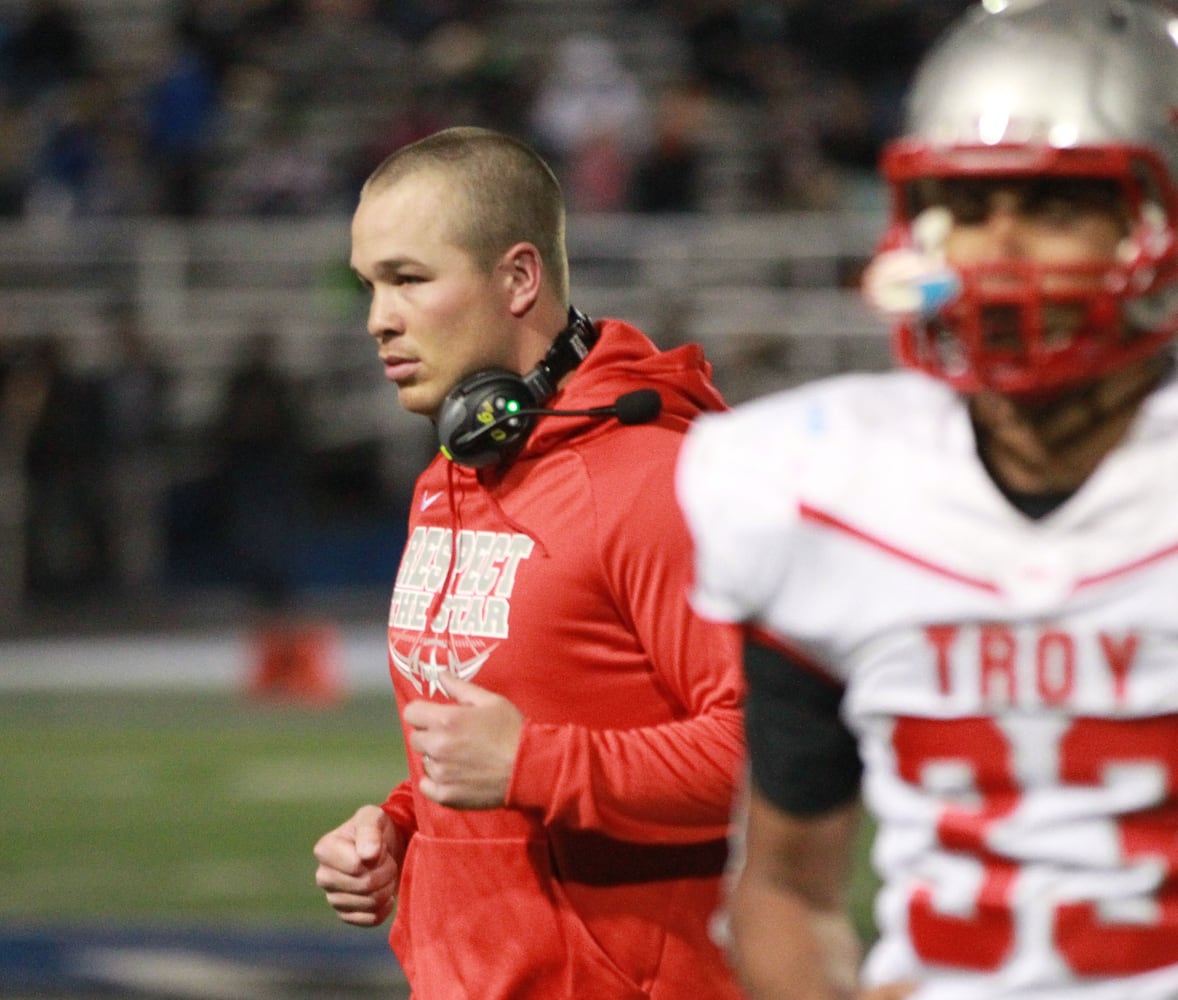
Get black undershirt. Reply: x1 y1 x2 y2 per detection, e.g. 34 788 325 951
746 488 1073 816
994 484 1075 520
743 637 862 815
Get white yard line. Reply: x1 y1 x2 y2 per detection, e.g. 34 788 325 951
0 629 391 692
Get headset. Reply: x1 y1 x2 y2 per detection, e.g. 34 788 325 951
436 307 661 467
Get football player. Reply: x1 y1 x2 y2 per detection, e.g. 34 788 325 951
675 1 1178 997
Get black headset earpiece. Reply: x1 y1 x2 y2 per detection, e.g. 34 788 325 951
436 307 599 468
436 368 540 467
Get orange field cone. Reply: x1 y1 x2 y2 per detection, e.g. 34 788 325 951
246 619 343 706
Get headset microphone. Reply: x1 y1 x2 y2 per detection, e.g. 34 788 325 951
450 388 662 454
607 387 663 425
486 388 661 428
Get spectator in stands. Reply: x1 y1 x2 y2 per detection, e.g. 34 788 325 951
669 0 763 101
0 97 33 216
352 81 452 197
140 27 221 216
208 321 339 702
25 77 109 219
97 305 172 596
172 0 245 89
219 109 340 216
20 332 111 602
527 33 650 212
630 79 709 213
782 1 972 172
1 0 91 107
753 39 847 210
0 329 44 611
207 322 309 609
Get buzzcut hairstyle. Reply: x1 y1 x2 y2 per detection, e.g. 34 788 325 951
362 126 570 303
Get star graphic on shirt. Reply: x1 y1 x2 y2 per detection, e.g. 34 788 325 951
390 636 496 695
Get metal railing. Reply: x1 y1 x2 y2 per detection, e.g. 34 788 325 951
0 210 895 624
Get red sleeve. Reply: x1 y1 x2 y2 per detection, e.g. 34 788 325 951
505 431 745 843
380 779 418 864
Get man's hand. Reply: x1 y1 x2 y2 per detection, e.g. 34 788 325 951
313 805 401 926
402 673 525 809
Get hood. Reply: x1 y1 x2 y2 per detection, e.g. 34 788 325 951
516 317 726 461
421 317 723 602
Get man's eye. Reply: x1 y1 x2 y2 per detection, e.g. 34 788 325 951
1029 198 1077 225
945 192 989 225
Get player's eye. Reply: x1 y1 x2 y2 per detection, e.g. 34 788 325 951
1022 179 1123 226
940 182 994 225
913 180 992 225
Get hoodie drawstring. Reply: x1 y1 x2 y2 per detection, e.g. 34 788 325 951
423 461 461 630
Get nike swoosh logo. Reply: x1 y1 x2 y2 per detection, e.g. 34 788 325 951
421 490 444 511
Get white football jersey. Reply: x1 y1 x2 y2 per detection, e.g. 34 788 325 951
677 368 1178 999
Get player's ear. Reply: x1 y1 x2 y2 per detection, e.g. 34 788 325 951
498 242 542 317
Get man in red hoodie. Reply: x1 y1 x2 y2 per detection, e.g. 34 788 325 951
313 126 746 1000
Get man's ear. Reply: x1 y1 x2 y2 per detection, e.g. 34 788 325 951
499 242 542 317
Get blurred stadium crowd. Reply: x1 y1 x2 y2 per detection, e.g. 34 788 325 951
0 0 972 219
0 0 969 629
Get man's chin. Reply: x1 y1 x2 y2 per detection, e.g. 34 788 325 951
396 388 439 419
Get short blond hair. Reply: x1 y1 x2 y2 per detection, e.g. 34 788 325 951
363 127 570 303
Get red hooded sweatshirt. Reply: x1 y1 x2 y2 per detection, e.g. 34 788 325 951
380 318 746 999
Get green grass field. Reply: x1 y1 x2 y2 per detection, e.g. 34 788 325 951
0 689 408 926
0 688 878 938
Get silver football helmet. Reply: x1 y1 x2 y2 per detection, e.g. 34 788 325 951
871 0 1178 394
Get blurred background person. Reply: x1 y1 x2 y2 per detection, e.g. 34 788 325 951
527 32 651 212
96 304 172 599
20 331 110 604
207 322 309 614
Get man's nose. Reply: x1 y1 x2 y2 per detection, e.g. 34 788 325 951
980 194 1026 259
368 288 402 341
